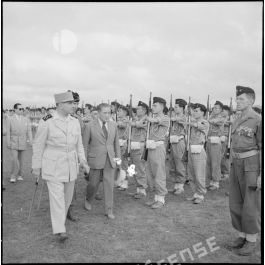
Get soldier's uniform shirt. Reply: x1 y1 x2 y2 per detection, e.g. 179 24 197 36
130 116 148 190
32 111 86 234
206 113 226 185
146 114 170 199
229 108 261 234
169 113 187 185
188 118 209 196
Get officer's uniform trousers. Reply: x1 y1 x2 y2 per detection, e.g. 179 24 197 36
169 139 186 184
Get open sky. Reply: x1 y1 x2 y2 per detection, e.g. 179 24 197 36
2 2 263 109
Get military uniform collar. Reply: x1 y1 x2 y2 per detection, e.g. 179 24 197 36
53 111 71 122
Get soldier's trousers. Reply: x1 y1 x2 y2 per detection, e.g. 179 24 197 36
206 142 222 183
187 148 207 196
131 144 147 189
169 140 186 184
221 141 230 175
229 154 261 234
46 180 75 234
146 144 168 196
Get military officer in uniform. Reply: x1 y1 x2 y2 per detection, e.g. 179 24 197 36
32 91 90 242
185 103 209 204
129 101 148 199
206 101 226 190
6 103 33 182
228 86 261 256
168 98 187 195
144 97 170 209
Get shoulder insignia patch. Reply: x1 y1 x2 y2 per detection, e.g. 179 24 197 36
42 114 53 121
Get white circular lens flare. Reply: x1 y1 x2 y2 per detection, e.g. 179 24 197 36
52 29 78 54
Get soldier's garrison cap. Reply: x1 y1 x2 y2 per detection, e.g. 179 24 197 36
175 99 187 108
67 90 80 103
118 105 129 116
214 101 223 109
111 101 120 107
153 97 166 105
54 91 74 103
138 101 149 111
236 86 255 97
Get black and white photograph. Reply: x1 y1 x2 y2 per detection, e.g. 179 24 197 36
2 1 263 263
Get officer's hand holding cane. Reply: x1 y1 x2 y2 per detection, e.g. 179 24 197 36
80 159 90 174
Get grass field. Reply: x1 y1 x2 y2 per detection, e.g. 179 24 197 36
2 136 261 263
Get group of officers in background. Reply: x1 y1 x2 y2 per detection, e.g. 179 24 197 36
3 86 261 256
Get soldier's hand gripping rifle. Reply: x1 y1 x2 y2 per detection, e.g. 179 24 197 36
206 95 210 120
125 94 133 161
167 94 173 154
226 97 233 159
182 97 191 162
142 92 152 161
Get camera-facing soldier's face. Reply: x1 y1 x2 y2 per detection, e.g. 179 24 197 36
174 104 183 114
136 106 145 116
152 102 163 114
193 108 203 119
99 106 111 122
236 94 253 111
212 104 222 115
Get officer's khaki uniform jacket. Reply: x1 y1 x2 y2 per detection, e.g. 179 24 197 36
32 112 86 182
6 114 32 150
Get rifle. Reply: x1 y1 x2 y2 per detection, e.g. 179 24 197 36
167 94 173 153
27 175 40 223
143 92 152 161
125 94 133 161
114 99 118 122
182 97 191 162
226 97 233 159
206 95 210 120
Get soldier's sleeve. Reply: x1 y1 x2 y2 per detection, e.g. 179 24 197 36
32 119 49 169
176 115 186 124
6 117 11 146
197 120 209 136
76 120 86 162
82 123 91 161
136 118 148 130
209 115 226 125
157 116 170 136
256 118 262 150
114 123 121 158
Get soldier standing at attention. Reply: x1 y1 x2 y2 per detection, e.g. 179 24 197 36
168 99 187 195
206 101 226 190
186 103 209 204
129 101 148 199
32 91 90 242
228 86 261 256
6 103 33 183
144 97 170 209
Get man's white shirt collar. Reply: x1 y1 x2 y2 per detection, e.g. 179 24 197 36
98 118 108 130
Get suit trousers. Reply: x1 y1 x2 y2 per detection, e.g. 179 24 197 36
146 144 168 196
229 154 261 234
131 145 147 189
206 141 222 183
46 180 75 234
10 149 26 177
169 140 186 184
86 156 115 214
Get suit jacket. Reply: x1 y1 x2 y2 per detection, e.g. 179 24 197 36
6 114 32 150
82 119 121 169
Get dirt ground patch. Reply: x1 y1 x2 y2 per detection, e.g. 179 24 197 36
2 136 261 263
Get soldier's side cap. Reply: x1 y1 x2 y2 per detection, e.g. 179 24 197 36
67 90 80 103
222 105 230 111
236 86 255 96
194 103 207 113
214 101 223 108
138 101 149 110
54 91 74 103
175 98 187 107
153 97 166 105
111 101 120 106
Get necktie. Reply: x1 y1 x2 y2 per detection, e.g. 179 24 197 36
102 122 108 139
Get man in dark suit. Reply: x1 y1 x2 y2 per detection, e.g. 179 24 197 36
82 103 121 219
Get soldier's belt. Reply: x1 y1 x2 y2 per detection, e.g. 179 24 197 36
208 136 221 144
190 145 204 154
232 150 259 159
170 135 184 144
131 141 144 150
146 140 164 149
119 139 127 147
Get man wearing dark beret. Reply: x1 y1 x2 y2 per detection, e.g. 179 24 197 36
111 101 120 122
206 100 226 191
185 103 209 204
227 86 261 255
129 101 149 199
220 105 232 180
168 99 187 195
115 105 130 190
144 96 170 209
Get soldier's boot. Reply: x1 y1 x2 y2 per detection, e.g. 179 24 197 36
56 232 68 243
208 181 219 190
186 193 200 201
227 237 246 250
173 183 184 195
151 195 165 209
145 193 156 206
134 188 147 199
238 241 256 256
193 194 204 204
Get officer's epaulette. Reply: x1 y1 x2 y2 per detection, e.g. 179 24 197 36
42 114 53 121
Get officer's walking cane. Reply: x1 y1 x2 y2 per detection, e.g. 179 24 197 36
37 180 45 210
27 175 40 223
